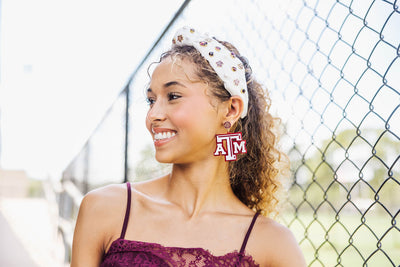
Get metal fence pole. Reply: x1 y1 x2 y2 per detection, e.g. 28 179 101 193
124 85 130 183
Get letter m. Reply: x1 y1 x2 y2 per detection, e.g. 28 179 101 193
233 140 247 154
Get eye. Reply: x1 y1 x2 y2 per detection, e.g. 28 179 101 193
168 92 181 101
146 97 156 106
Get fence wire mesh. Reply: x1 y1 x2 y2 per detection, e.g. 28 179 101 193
62 0 400 265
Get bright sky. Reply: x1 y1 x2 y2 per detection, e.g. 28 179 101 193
0 0 183 179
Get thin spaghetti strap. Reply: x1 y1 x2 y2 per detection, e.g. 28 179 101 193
120 182 131 239
239 212 260 254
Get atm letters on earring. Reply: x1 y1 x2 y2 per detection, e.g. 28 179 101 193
214 132 247 161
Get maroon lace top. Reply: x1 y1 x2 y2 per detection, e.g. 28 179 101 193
100 183 260 267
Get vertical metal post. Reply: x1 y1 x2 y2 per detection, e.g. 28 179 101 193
121 0 192 183
123 85 130 183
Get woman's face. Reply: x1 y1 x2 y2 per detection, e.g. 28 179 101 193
146 56 225 164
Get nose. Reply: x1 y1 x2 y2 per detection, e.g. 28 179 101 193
146 100 166 123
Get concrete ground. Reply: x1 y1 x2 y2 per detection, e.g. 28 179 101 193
0 211 38 267
0 198 66 267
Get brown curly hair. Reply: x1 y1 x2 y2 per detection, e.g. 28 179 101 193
158 40 288 217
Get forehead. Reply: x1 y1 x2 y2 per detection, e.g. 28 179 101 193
150 56 198 85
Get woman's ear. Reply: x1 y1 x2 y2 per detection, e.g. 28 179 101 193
225 96 244 123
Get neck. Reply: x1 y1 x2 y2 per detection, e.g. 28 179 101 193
164 157 236 219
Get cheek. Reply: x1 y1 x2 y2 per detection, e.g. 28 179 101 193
173 101 218 135
171 108 194 128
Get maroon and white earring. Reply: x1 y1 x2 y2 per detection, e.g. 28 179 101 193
223 121 231 129
214 121 247 161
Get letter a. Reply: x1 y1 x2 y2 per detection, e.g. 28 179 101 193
214 143 227 156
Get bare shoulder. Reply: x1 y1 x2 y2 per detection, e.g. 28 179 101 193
71 183 128 266
80 183 129 232
251 216 306 267
81 183 127 216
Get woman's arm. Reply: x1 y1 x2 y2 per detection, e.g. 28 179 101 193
71 192 106 267
272 226 306 267
265 222 307 267
254 218 306 267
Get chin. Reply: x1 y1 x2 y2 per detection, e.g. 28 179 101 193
155 154 189 165
155 153 174 164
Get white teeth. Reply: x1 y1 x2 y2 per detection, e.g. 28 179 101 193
154 131 176 140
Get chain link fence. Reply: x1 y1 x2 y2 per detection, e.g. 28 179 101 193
62 0 400 265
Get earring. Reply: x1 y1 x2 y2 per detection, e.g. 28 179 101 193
214 131 247 161
223 121 231 129
215 121 246 161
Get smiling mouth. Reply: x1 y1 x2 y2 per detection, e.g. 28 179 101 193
154 131 176 140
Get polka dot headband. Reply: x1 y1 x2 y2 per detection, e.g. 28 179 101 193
172 27 249 118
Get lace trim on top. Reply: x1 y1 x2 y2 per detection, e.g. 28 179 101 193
101 238 260 267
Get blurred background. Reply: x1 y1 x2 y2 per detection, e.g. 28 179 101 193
0 0 399 266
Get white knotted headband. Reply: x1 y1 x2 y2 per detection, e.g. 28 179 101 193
172 27 249 119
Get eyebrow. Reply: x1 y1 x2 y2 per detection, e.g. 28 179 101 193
147 81 186 93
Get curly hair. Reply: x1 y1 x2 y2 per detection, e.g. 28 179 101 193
158 40 288 217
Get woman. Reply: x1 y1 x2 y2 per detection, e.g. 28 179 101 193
71 27 306 267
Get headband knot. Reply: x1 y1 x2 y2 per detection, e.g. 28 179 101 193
172 27 249 118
